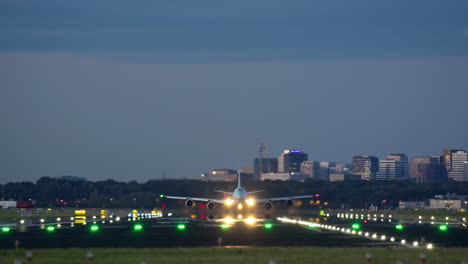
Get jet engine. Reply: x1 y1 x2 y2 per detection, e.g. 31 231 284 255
285 199 294 207
207 201 215 210
185 199 194 208
264 201 272 210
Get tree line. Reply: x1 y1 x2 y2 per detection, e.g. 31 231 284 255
1 177 467 209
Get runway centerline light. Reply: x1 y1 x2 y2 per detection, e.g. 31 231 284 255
438 224 448 231
134 224 143 231
177 224 186 230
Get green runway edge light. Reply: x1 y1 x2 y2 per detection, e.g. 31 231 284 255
221 224 230 230
177 224 186 230
395 224 404 230
2 227 10 233
46 226 55 232
351 223 360 230
264 223 273 229
308 224 316 229
439 224 448 231
134 224 143 231
90 225 99 232
159 194 165 198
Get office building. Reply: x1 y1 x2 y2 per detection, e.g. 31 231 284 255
376 154 409 180
409 157 445 183
465 161 468 182
352 156 379 180
442 149 468 181
278 149 308 173
301 161 319 179
254 158 278 179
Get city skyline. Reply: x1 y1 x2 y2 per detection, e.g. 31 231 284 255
2 1 467 183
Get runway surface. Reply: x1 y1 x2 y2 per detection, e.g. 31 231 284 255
1 215 467 249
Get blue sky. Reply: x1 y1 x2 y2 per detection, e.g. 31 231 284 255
1 1 467 182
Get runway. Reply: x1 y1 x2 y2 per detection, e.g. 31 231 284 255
1 214 467 249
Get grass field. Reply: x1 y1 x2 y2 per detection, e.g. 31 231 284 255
0 247 467 264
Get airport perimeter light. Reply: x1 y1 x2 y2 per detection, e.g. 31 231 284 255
134 224 143 231
438 224 448 231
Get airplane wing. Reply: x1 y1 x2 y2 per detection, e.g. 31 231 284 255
165 196 225 204
213 190 233 195
246 190 264 195
256 195 315 203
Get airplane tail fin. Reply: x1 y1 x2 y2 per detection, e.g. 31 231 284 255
238 172 241 188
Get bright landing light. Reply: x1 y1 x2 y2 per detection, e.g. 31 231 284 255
225 199 234 206
224 217 235 224
246 199 256 206
237 203 243 210
244 217 256 225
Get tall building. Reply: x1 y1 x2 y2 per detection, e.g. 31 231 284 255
254 158 278 179
317 161 335 181
277 149 308 173
409 157 445 183
464 161 468 182
352 156 379 180
301 161 319 179
376 154 409 180
442 149 468 181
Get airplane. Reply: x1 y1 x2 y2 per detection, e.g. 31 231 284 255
0 200 34 209
165 173 318 211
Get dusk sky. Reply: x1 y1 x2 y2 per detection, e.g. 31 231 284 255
1 1 467 183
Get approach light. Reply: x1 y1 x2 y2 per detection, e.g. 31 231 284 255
177 224 186 230
90 225 99 232
438 224 448 231
2 227 10 233
395 224 404 230
133 224 143 231
46 226 55 232
264 223 273 229
351 223 360 230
